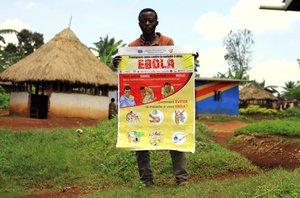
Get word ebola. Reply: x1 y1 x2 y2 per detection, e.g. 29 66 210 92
138 58 174 69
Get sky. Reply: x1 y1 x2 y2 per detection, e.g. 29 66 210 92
0 0 299 92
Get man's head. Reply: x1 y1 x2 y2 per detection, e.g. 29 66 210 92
164 82 171 92
124 85 131 97
138 8 158 36
140 86 146 94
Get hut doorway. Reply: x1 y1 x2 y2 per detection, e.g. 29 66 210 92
30 94 48 119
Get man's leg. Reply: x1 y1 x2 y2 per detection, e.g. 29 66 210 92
136 150 154 185
170 150 188 184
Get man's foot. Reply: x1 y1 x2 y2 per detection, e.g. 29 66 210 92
177 180 188 186
143 180 154 187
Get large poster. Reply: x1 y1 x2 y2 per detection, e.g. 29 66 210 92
116 46 195 152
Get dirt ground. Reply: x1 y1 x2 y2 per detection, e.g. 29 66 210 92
1 110 299 197
202 120 300 170
0 110 99 131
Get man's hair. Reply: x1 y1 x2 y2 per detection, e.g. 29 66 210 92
138 8 158 21
140 86 145 90
124 85 131 90
164 82 171 86
111 98 115 102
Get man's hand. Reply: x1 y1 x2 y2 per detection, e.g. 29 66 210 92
193 52 199 60
113 56 122 68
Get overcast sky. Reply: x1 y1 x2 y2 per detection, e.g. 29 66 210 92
1 0 299 92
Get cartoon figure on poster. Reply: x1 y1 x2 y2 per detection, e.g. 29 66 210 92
172 109 187 125
161 82 174 98
126 110 141 124
140 86 156 103
120 85 136 107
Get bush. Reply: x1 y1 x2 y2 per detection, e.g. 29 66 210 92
280 107 300 118
239 105 278 115
0 86 10 109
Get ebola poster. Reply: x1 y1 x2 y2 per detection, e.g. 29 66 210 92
116 46 195 153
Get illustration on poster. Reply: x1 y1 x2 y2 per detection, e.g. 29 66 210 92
149 109 164 125
149 130 163 146
126 110 141 124
172 109 187 125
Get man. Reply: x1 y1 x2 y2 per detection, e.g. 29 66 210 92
115 8 188 186
108 98 117 119
120 85 136 107
161 82 174 98
140 86 156 103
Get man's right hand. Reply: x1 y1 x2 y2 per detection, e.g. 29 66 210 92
113 56 122 68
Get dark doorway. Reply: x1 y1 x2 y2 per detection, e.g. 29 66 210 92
30 94 48 119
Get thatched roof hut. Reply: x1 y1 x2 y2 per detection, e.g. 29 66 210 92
0 28 117 87
239 83 278 108
0 28 117 119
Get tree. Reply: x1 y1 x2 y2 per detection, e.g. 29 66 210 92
283 81 296 92
0 29 44 71
92 35 125 71
223 29 254 79
216 67 250 81
16 29 44 55
0 29 18 44
283 85 300 100
282 81 300 100
254 79 280 96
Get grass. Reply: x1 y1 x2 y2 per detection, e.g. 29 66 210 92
0 119 257 197
234 118 300 137
89 168 300 198
199 115 255 123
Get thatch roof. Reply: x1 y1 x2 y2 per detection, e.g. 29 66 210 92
0 28 117 87
239 83 278 101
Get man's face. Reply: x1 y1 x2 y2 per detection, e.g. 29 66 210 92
165 84 171 92
139 11 158 35
124 88 131 97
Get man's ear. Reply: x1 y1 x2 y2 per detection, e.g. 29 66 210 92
156 21 159 26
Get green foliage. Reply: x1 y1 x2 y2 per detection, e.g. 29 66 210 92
283 81 297 92
0 120 257 196
235 119 300 136
280 107 300 118
283 85 300 100
222 29 254 80
0 86 10 109
0 29 44 71
92 35 125 71
200 115 255 123
239 105 278 115
253 79 280 96
0 29 18 44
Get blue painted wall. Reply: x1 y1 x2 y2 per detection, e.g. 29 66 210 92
195 81 239 115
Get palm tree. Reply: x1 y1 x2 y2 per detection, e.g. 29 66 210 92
91 35 125 71
283 81 296 92
282 81 299 100
0 29 18 44
254 79 280 96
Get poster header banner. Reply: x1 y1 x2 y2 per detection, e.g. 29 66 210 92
117 46 195 56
